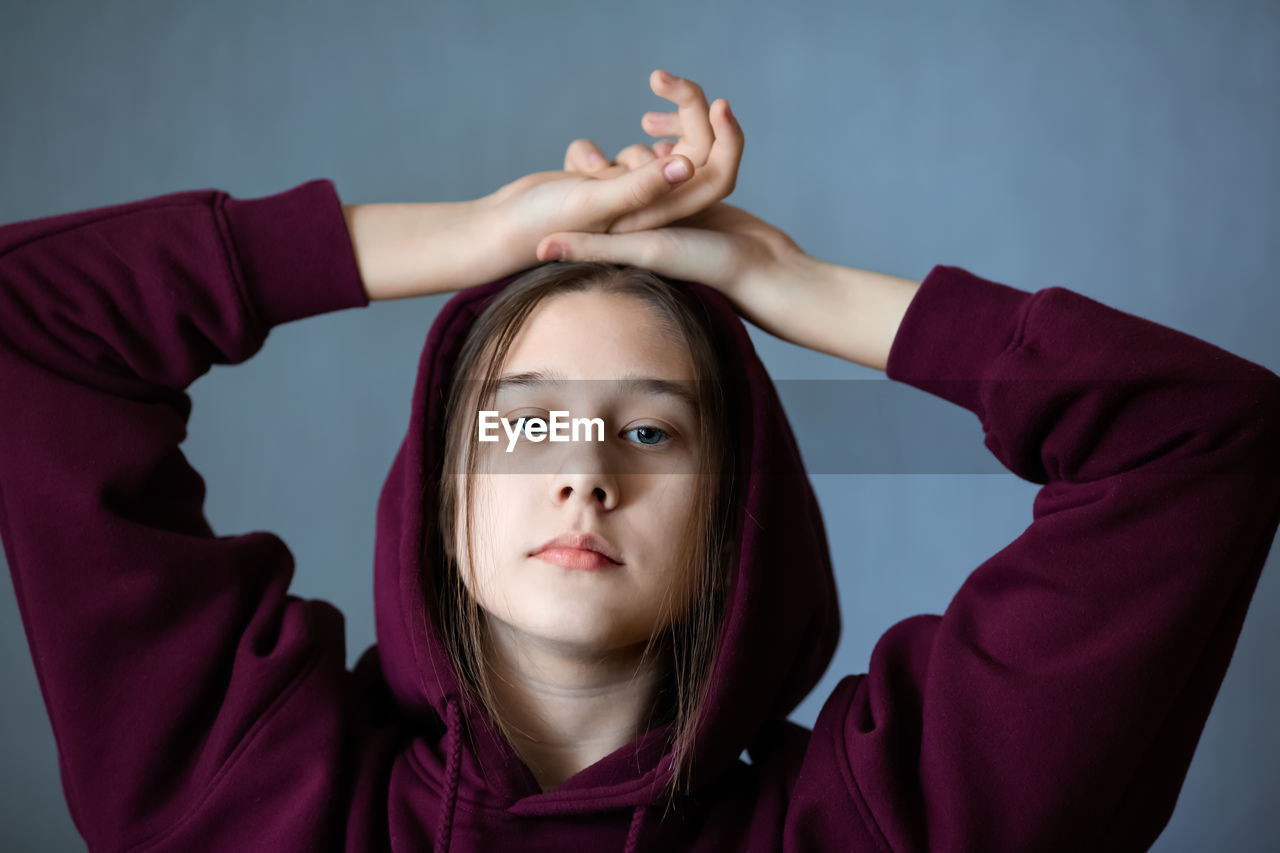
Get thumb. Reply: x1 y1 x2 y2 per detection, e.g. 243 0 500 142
581 155 693 221
536 230 671 271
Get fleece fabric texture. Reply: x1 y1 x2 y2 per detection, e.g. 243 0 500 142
2 178 1278 852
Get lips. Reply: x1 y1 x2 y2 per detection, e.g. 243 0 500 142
530 531 623 568
532 548 620 571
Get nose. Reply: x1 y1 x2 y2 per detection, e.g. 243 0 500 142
553 470 618 511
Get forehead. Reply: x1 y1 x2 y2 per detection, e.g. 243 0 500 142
500 291 697 382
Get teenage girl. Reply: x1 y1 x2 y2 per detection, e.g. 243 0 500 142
2 69 1276 852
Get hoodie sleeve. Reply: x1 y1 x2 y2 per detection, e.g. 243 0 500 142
789 265 1280 852
0 179 371 851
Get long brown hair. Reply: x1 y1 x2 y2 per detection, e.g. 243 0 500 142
430 261 741 813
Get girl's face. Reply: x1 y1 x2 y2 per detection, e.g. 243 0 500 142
456 290 704 658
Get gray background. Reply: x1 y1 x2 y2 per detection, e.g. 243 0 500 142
2 0 1277 849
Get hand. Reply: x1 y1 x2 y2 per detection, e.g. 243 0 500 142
559 69 743 234
345 70 743 303
478 153 697 264
343 150 691 303
532 202 922 372
533 200 814 341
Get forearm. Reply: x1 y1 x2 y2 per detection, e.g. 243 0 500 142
342 197 514 302
801 257 922 372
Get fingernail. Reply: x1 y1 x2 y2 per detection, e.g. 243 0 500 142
663 158 690 182
723 101 735 124
657 70 676 86
588 152 607 167
544 243 565 261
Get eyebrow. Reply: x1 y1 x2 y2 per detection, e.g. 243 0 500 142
493 368 700 412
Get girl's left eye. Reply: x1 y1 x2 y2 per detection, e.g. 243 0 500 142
623 425 672 447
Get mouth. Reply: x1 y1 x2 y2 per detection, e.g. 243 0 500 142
531 548 622 572
530 531 624 570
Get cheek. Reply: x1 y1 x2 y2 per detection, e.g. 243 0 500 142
656 475 699 524
458 475 524 603
647 477 701 578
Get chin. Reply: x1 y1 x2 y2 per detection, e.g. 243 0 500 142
533 613 621 646
523 608 646 651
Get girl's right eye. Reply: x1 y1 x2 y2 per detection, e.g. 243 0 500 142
622 425 673 448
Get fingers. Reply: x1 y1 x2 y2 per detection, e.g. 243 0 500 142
614 143 657 169
536 229 671 272
641 110 680 154
558 71 741 235
577 154 694 223
702 97 743 196
641 109 681 139
640 112 680 161
650 69 713 166
608 96 742 233
563 138 645 183
563 138 613 173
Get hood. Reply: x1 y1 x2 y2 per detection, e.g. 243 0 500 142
369 266 839 831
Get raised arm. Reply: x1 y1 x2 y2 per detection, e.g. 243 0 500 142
0 121 735 847
0 179 369 850
825 264 1280 851
537 205 1280 850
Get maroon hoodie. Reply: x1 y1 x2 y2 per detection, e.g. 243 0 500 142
1 178 1277 852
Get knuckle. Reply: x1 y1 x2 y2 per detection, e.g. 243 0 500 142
568 138 600 160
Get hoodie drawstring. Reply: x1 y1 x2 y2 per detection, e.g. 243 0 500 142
623 803 648 853
435 698 462 853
